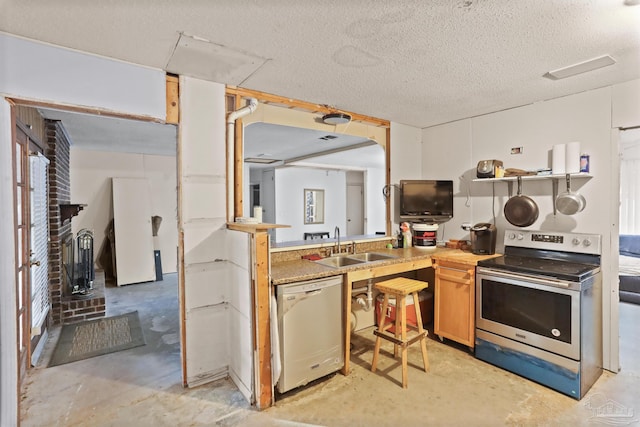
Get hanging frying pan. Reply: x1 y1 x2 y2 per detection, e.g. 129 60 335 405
504 176 539 227
556 174 586 215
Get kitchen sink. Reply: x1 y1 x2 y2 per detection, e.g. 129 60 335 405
347 252 397 262
314 256 365 268
314 252 398 268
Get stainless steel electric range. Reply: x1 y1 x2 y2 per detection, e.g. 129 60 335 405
475 229 602 399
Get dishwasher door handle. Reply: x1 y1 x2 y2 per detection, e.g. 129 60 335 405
305 289 322 296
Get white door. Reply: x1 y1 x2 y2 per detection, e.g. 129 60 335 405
29 153 50 335
112 177 156 286
346 183 364 236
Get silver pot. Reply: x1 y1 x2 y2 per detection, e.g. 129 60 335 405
556 174 586 215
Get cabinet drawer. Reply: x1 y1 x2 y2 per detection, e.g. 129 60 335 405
434 262 474 285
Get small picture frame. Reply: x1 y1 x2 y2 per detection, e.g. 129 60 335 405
304 189 324 224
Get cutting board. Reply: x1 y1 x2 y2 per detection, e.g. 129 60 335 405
431 249 500 266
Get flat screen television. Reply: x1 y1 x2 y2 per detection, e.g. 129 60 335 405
399 180 454 223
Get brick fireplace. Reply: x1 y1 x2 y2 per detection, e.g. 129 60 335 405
45 119 106 324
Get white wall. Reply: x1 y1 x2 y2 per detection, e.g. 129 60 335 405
365 165 386 235
261 169 276 226
70 149 178 274
258 162 385 241
423 87 613 243
612 79 640 129
469 88 611 238
0 33 165 119
418 80 640 372
390 122 423 233
419 119 473 242
274 167 346 242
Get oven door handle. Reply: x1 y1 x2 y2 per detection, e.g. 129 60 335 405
476 268 572 289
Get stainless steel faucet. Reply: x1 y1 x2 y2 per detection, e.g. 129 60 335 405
334 226 340 255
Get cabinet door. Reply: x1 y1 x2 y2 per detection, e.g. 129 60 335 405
434 262 475 348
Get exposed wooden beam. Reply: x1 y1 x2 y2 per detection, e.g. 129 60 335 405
166 75 179 125
8 98 165 124
226 86 390 128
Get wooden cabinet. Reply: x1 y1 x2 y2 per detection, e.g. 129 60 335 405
433 259 476 350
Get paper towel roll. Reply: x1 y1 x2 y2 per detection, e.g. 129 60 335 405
552 144 566 175
253 206 263 223
565 141 581 173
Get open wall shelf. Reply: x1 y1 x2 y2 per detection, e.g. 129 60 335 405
60 204 87 224
472 172 592 183
473 173 593 216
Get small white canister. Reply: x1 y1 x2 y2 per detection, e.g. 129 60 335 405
565 141 581 173
552 144 566 175
253 206 263 223
412 223 438 249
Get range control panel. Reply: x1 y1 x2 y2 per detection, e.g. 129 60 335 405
504 229 602 255
531 233 564 244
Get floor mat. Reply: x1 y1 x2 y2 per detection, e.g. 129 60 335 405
49 311 145 367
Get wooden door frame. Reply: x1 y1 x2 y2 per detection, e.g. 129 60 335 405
13 115 35 385
14 117 48 377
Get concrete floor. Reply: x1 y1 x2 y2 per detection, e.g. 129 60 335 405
21 273 640 426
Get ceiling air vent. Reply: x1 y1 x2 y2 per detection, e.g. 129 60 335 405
543 55 616 80
244 157 279 164
319 135 338 141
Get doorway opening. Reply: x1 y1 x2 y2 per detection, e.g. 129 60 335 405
10 102 180 398
346 171 365 236
618 127 640 375
618 128 640 305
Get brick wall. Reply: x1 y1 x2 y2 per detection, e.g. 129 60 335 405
45 120 71 324
60 297 107 322
45 120 106 324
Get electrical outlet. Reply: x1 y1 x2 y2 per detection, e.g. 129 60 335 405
511 147 524 154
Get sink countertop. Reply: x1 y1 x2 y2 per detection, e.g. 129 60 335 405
271 247 493 285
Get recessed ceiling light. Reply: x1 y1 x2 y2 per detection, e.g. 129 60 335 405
543 55 616 80
322 113 351 125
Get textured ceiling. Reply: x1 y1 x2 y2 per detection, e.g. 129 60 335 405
2 1 639 130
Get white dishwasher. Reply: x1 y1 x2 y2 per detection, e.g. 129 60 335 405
276 275 344 394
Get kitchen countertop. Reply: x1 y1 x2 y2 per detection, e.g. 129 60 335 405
271 247 500 285
431 250 501 265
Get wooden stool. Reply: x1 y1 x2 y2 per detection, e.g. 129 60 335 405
371 277 430 388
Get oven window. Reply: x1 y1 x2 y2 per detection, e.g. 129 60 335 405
481 279 572 343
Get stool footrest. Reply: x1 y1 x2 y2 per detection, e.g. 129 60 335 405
373 330 427 347
379 323 424 334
